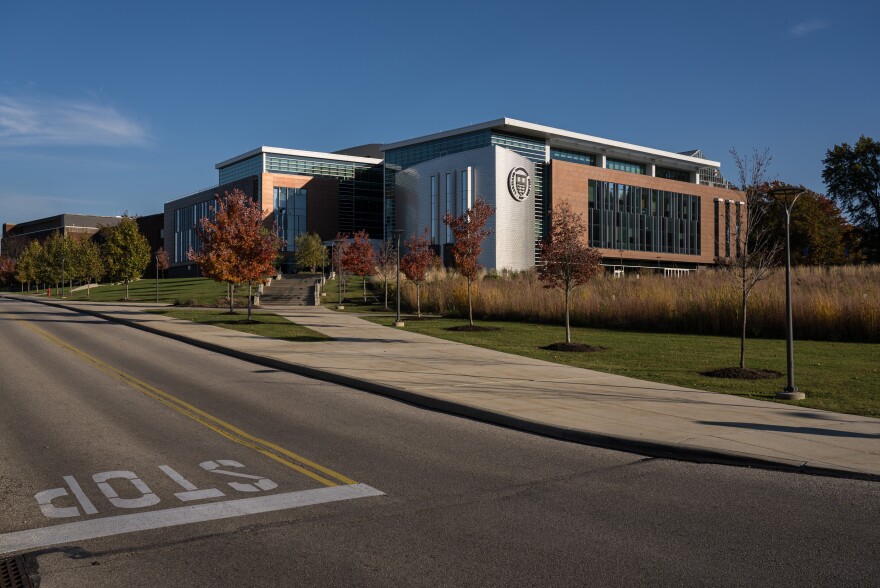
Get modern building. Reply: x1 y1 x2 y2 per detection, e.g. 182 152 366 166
384 118 742 272
165 149 383 276
1 213 165 275
1 214 127 262
164 118 743 276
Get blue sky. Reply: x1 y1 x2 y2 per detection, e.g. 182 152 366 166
1 0 878 225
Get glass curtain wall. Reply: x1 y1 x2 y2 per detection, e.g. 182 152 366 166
274 187 307 253
588 179 701 256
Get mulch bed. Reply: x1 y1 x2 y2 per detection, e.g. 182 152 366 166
446 325 501 332
541 342 606 353
700 367 781 379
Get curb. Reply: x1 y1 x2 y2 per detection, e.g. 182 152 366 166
6 294 878 484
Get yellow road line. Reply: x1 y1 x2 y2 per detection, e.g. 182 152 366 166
4 310 356 487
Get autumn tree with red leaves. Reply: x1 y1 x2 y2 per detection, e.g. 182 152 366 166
401 228 435 318
190 189 282 321
342 229 376 302
538 202 603 344
0 255 15 288
156 247 170 277
443 197 494 326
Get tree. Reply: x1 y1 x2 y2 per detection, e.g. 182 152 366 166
758 183 849 265
375 238 397 310
190 189 282 321
718 149 781 371
78 239 104 298
332 233 350 303
0 255 15 288
16 240 42 291
342 229 376 302
401 229 435 318
156 247 170 277
538 202 603 344
294 232 327 273
103 216 151 299
443 198 494 326
42 232 70 294
822 136 880 260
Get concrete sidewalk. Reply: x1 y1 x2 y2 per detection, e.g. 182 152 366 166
7 295 880 481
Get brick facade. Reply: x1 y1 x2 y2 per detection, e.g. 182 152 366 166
550 160 744 266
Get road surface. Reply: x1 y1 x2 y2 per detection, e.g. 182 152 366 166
0 298 878 586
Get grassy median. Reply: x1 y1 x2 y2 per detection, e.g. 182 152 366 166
23 277 251 306
149 308 331 342
368 316 880 418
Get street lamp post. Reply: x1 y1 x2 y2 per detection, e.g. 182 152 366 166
156 252 160 303
334 238 344 310
393 230 404 327
769 185 805 401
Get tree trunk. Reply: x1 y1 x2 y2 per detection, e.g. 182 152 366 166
384 279 389 310
247 284 253 321
565 287 571 344
125 281 129 299
467 277 473 326
363 275 367 302
416 283 421 318
229 283 235 314
740 289 748 369
87 279 91 299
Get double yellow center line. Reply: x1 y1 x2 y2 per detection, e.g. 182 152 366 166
4 309 355 488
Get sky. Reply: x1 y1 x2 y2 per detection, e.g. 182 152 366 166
1 0 878 225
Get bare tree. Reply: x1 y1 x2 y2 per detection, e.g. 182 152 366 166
719 148 781 370
375 238 397 310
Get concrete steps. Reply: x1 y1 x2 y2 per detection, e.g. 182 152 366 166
259 274 318 306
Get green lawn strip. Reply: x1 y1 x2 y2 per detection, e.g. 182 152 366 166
367 316 880 419
148 308 331 342
21 277 250 306
322 276 395 314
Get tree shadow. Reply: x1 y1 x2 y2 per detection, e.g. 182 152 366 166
698 421 880 439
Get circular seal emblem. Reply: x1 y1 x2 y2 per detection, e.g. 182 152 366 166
507 167 531 202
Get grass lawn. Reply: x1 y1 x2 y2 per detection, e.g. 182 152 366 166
368 315 880 419
22 277 250 306
148 308 331 342
322 276 397 314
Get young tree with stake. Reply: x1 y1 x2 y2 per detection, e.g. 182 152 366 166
375 238 397 310
538 202 603 345
342 229 375 302
190 189 283 320
443 198 494 326
401 229 435 318
717 148 781 372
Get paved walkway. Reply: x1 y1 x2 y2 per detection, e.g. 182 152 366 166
8 295 880 480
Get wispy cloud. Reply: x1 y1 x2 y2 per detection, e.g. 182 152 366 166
0 94 148 147
790 18 830 38
0 193 116 223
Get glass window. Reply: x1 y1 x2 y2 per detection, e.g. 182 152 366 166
550 148 596 166
656 166 691 183
430 175 438 243
606 158 646 175
585 179 701 256
445 173 453 243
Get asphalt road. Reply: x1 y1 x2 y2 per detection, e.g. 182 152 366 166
1 297 878 587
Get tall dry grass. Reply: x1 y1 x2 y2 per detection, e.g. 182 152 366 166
392 265 880 342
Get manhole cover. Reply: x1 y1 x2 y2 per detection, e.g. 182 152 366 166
0 556 34 588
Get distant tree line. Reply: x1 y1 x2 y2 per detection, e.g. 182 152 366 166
7 215 152 299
